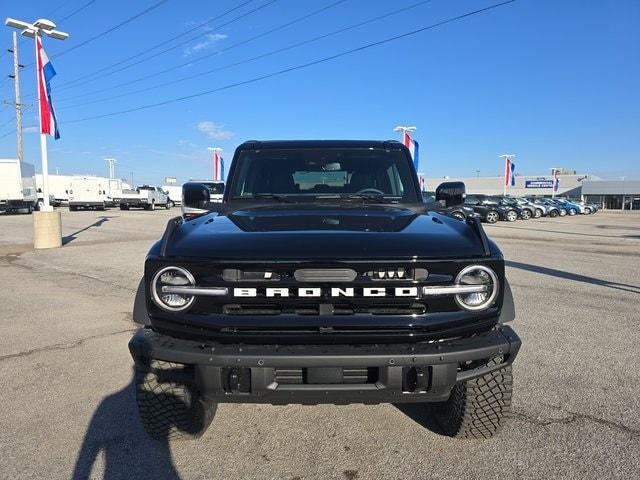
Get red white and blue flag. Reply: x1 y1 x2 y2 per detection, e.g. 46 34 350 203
36 37 60 140
504 156 516 187
403 132 420 172
213 150 224 181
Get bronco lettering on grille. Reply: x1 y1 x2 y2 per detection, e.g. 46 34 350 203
232 287 419 297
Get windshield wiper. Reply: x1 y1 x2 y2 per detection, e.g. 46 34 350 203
232 193 295 202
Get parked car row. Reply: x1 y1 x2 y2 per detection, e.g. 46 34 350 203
463 194 599 223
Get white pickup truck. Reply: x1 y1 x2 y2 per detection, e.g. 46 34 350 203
118 185 171 210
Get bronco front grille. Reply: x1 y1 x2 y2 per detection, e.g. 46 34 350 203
222 303 427 316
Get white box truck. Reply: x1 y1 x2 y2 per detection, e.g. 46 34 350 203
0 159 38 214
68 176 108 211
36 174 73 206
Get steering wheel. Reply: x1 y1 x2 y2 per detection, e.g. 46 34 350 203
356 188 385 195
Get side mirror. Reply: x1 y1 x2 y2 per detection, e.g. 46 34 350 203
435 181 465 207
182 182 210 209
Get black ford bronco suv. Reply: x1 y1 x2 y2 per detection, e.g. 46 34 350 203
129 140 520 440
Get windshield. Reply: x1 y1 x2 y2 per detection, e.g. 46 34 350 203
228 148 419 203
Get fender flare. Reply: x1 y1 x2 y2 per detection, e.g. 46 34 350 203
498 278 515 324
132 278 151 326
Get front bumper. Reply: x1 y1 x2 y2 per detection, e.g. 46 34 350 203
129 325 521 405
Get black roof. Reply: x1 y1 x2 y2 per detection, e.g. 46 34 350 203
237 140 405 150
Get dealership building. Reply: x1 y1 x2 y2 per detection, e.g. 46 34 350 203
423 173 640 210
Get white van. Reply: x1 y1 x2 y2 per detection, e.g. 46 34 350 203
162 185 182 206
0 159 38 214
68 176 108 211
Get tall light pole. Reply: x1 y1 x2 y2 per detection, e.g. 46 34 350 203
550 167 561 198
6 17 68 250
499 154 516 197
208 147 223 181
105 158 117 179
5 17 68 213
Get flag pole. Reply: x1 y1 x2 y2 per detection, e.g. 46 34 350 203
499 154 515 197
34 34 52 212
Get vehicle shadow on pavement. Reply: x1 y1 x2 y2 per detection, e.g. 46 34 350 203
63 216 115 245
393 404 444 435
505 260 640 295
72 372 182 480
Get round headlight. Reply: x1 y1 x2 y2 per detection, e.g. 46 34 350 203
454 265 499 311
151 266 196 312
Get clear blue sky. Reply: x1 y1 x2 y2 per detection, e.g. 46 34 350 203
0 0 638 185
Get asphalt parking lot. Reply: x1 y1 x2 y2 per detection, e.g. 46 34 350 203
1 209 639 480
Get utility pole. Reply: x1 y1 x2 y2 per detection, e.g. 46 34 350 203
9 31 24 163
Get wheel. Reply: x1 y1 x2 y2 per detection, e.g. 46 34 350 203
146 202 155 211
485 210 499 224
568 208 576 216
559 209 567 216
450 211 465 221
166 200 174 209
36 200 44 211
135 360 217 440
584 207 592 214
549 209 558 218
534 208 543 218
428 356 513 439
506 210 518 222
520 209 532 220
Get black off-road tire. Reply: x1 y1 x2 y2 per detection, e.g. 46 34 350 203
429 357 513 439
135 360 217 440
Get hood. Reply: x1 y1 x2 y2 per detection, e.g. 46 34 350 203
165 204 486 260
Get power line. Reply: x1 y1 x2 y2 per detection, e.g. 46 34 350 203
57 0 435 108
53 0 170 60
21 0 170 72
58 0 99 23
62 0 517 125
52 0 267 91
57 0 354 105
